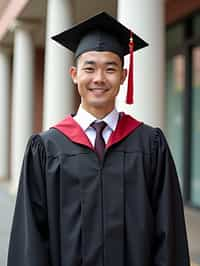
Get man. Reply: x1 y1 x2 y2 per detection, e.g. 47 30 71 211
8 12 190 266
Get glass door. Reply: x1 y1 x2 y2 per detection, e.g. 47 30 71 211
166 54 185 188
190 46 200 207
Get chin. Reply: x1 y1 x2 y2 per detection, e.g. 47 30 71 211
89 100 108 108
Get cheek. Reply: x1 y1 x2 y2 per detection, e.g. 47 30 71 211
77 73 92 86
109 76 123 88
76 76 91 95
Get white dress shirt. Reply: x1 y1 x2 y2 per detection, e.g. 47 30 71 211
74 105 119 147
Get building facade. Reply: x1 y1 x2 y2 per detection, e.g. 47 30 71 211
0 0 200 209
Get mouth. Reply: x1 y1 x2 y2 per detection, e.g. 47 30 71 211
88 87 109 92
88 88 109 96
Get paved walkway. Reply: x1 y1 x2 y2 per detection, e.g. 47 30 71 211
0 182 15 266
0 182 200 266
185 207 200 265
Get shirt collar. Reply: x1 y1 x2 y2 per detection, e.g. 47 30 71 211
102 108 119 131
74 105 119 132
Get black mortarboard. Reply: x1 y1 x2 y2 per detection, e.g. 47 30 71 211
52 12 149 104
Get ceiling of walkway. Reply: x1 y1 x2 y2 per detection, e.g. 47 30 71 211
2 0 117 47
0 1 8 17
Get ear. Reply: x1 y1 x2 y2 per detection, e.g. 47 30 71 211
120 68 128 84
69 66 77 84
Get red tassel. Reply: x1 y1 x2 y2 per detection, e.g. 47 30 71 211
126 31 134 104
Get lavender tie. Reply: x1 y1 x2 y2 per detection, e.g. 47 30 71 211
91 121 107 160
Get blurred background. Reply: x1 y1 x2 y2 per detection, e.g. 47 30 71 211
0 0 200 265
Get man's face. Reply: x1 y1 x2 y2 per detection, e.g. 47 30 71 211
70 51 127 115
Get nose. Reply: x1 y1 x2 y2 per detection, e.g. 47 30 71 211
93 69 105 83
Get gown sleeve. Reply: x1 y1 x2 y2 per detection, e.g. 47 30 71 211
7 134 51 266
151 128 190 266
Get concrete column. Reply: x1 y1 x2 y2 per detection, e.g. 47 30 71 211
0 47 11 181
10 22 35 192
117 0 165 128
43 0 74 130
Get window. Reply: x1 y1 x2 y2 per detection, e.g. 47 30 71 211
166 12 200 207
191 46 200 206
166 55 185 186
166 23 185 188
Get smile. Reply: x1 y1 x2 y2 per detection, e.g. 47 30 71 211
88 88 109 96
88 88 109 92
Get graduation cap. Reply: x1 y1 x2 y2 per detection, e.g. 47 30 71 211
52 12 148 104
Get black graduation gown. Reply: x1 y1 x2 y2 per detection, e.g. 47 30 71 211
7 114 190 266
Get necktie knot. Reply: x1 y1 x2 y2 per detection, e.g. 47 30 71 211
91 121 107 133
91 121 107 160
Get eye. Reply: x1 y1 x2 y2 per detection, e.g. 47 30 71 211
106 67 116 73
83 67 95 73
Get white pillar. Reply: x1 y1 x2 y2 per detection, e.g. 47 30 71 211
43 0 74 130
0 47 11 181
117 0 165 128
10 23 35 192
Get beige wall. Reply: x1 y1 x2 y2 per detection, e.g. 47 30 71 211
166 0 200 25
34 47 44 133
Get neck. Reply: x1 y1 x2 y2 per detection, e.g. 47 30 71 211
81 105 115 119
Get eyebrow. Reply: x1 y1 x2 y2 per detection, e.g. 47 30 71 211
105 61 119 66
83 60 119 66
83 60 96 65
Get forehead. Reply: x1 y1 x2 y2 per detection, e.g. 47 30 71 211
77 51 122 65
